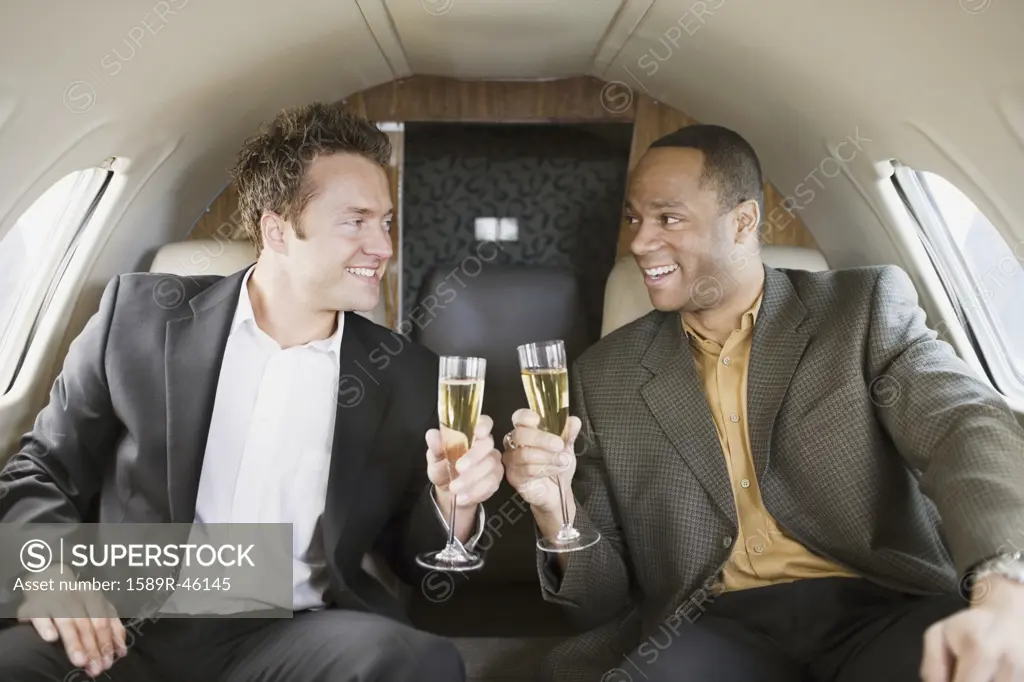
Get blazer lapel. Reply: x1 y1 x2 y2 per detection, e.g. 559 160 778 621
747 265 810 479
164 270 246 522
321 318 392 572
640 314 736 523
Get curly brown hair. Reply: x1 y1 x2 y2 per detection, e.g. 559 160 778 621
229 102 391 254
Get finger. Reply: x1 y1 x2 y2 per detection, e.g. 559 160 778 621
566 417 582 448
86 598 120 669
512 425 564 452
510 409 540 428
474 414 493 440
513 463 571 480
451 451 503 494
111 617 128 659
90 616 116 669
458 475 503 505
424 429 443 463
921 622 952 682
53 618 89 669
455 436 496 473
507 446 570 468
451 455 504 500
72 617 104 674
29 617 59 643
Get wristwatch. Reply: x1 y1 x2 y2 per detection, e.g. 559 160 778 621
974 550 1024 585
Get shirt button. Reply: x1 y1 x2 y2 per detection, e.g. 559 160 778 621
722 357 731 365
723 536 733 548
741 478 750 488
753 544 764 554
730 414 739 423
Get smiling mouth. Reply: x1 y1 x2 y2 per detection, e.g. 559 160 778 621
346 267 379 281
642 264 679 282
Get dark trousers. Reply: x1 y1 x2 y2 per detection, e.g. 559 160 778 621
607 577 963 682
0 608 464 682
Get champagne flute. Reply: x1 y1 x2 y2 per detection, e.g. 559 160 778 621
517 340 600 553
416 355 487 572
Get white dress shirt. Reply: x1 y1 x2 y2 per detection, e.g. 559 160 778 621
183 266 485 614
193 266 341 611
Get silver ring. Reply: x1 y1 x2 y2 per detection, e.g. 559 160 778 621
503 431 518 450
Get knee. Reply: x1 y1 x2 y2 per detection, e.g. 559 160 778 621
327 628 464 682
398 634 464 682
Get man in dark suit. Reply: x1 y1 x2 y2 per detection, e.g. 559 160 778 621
503 124 1024 682
0 103 504 681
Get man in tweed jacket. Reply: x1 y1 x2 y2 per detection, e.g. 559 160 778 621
503 124 1024 682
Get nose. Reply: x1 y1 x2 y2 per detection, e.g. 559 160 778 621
630 219 661 258
365 223 394 263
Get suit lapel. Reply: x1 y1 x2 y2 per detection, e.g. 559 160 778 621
321 317 391 569
640 314 736 523
164 270 245 522
747 265 809 479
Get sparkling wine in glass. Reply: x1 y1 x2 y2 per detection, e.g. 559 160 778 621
517 340 600 553
416 356 486 572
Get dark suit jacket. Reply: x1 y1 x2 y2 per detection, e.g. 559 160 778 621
0 268 447 624
537 264 1024 682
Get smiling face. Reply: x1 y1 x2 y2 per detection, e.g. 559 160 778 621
624 146 760 313
266 152 393 314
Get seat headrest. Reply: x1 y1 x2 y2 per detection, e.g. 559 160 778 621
601 245 829 337
148 239 388 326
148 239 257 277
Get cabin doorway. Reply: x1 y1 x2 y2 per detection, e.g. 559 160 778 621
401 121 633 344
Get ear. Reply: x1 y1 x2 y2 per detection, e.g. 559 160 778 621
733 199 760 242
260 212 289 254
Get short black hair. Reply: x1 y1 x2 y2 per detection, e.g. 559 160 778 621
648 124 764 218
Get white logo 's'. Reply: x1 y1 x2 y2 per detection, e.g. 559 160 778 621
21 539 53 573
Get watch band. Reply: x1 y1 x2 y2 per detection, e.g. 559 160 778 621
975 550 1024 585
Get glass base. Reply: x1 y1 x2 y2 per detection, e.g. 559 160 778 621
537 527 601 553
416 546 484 572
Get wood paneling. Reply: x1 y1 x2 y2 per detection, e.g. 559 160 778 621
618 93 817 255
191 183 246 241
341 75 636 123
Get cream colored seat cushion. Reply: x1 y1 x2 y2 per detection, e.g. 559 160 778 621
601 245 829 337
149 239 387 326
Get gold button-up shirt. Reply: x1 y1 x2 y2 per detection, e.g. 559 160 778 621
683 291 857 592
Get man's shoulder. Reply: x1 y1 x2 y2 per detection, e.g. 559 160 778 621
575 309 666 375
347 313 438 382
781 263 909 316
111 272 224 311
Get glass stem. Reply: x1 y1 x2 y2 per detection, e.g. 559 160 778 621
446 465 458 549
555 475 571 528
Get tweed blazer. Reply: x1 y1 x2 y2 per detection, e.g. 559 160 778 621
536 264 1024 682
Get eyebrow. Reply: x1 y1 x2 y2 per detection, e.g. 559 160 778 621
337 206 393 216
624 200 688 211
650 200 687 210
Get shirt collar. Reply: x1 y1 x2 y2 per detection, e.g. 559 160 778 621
232 265 344 357
681 287 764 342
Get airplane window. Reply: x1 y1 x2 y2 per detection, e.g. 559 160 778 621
0 167 111 391
894 165 1024 399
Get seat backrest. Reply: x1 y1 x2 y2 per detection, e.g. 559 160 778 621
601 245 829 337
413 264 591 582
148 239 387 326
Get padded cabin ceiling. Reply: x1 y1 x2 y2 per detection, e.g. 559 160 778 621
1 0 1023 275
